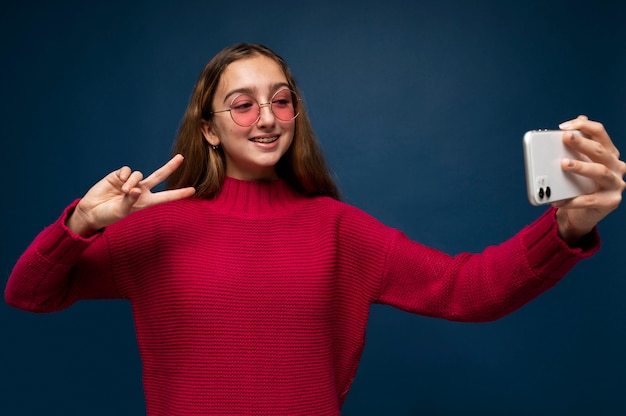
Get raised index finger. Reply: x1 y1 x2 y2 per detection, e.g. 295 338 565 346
140 154 186 190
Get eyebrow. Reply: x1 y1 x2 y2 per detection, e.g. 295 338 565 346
223 82 291 104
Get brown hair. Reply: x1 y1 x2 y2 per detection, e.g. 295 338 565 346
166 43 341 200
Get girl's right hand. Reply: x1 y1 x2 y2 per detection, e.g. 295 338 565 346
66 154 196 237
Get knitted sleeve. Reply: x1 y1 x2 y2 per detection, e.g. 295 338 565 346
4 200 120 313
377 208 599 322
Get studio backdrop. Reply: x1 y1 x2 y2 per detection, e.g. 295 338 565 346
2 1 625 415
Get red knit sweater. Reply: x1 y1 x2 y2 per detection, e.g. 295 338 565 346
5 177 598 415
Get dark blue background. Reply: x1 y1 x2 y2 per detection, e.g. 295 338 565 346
2 1 625 414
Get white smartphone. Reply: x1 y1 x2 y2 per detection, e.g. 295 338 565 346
523 129 596 206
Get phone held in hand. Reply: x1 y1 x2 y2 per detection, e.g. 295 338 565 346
523 130 596 206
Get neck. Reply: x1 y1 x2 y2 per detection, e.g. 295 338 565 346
225 162 278 182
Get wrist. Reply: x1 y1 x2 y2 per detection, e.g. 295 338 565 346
555 208 592 246
65 204 100 238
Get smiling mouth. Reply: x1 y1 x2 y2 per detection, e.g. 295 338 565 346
250 136 279 144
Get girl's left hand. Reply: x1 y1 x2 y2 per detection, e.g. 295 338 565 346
553 115 626 245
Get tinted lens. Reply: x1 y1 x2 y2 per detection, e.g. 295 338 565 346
271 89 298 121
230 94 260 126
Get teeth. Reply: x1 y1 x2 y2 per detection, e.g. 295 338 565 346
251 136 278 143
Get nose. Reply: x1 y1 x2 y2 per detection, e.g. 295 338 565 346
257 102 275 126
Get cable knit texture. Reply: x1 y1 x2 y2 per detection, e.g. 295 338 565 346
5 177 598 415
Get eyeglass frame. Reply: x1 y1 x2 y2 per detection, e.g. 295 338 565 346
210 88 301 127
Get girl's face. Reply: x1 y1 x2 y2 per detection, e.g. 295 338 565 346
202 54 296 181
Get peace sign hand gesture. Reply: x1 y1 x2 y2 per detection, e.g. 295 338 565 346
66 154 196 237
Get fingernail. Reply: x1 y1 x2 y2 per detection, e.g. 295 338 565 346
559 121 572 129
563 158 574 168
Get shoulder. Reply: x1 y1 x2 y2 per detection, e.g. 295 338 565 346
303 195 398 238
297 194 366 217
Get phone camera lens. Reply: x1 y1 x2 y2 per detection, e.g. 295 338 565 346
538 187 545 199
546 187 551 198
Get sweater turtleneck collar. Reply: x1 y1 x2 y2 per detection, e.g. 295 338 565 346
208 176 306 217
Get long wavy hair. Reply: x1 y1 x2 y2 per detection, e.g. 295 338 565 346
166 43 341 200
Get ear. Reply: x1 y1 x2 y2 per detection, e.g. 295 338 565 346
200 121 220 147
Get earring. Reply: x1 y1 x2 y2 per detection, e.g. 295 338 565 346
211 144 220 150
